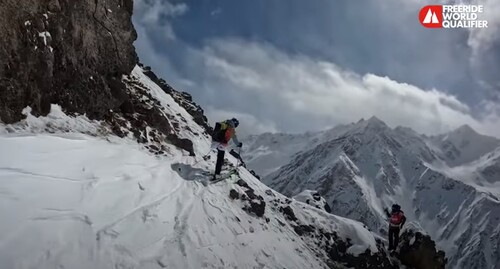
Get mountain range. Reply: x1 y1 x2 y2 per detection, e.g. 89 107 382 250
244 116 500 269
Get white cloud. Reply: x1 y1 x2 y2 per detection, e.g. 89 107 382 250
197 39 500 137
133 0 188 40
131 1 499 137
211 8 222 17
461 0 500 57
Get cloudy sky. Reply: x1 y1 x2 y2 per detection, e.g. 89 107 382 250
132 0 500 137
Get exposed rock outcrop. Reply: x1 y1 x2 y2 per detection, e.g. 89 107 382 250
235 178 266 218
139 64 211 133
0 0 136 123
0 0 210 156
397 229 447 269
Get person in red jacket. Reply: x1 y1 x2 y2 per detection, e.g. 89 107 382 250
384 204 406 251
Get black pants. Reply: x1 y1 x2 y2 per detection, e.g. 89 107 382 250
388 226 400 250
214 149 225 176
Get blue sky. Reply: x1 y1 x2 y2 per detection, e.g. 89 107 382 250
132 0 500 137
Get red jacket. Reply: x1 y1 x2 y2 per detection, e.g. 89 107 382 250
390 211 406 227
385 208 406 228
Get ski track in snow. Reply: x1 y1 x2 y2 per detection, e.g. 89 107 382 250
0 167 90 183
97 179 184 231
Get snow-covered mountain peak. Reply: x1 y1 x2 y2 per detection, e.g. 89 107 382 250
366 115 386 125
353 116 389 133
430 123 500 167
454 124 475 135
445 124 485 145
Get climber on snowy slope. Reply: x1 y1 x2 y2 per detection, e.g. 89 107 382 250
384 204 406 252
211 118 242 181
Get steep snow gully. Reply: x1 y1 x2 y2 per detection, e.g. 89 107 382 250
0 67 411 269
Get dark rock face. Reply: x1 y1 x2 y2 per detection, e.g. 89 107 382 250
0 1 209 156
0 0 137 123
116 76 195 156
398 229 447 269
140 64 211 133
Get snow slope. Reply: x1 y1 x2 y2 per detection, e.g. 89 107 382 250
0 67 392 269
246 117 500 269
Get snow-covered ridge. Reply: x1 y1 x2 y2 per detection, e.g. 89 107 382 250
0 68 402 269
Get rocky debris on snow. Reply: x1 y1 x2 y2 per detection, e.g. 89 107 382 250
263 197 397 268
283 203 396 268
293 224 315 236
236 179 250 189
265 189 275 196
325 236 397 269
139 64 210 133
294 190 332 213
229 189 239 200
116 76 195 156
232 179 266 218
397 229 447 269
249 170 261 180
280 205 298 222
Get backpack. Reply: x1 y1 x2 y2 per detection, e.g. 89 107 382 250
390 211 404 225
212 121 230 143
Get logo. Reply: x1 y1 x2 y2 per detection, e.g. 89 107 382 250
419 5 443 28
419 5 488 29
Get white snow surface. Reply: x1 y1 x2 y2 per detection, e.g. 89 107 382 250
0 66 381 269
0 105 105 136
38 31 51 46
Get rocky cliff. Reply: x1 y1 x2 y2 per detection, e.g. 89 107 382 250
0 0 136 123
0 0 210 156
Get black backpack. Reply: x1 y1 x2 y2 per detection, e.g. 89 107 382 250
212 122 226 143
